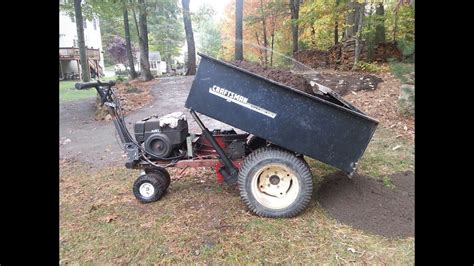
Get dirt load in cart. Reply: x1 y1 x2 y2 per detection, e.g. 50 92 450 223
75 53 378 218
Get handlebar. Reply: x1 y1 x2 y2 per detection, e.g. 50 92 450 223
75 80 117 105
75 80 116 90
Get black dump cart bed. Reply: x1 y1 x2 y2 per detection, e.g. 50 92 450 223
185 53 379 175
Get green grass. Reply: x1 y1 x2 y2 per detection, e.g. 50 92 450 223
357 127 414 180
388 61 414 83
59 76 118 102
104 65 114 72
60 127 414 264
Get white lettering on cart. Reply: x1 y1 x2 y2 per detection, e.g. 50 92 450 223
209 85 277 119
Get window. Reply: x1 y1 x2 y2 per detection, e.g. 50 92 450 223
93 19 97 30
73 39 78 48
70 15 75 23
83 20 87 29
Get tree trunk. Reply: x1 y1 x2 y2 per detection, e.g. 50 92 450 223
255 32 264 64
393 10 399 41
374 2 385 44
182 0 196 75
166 54 172 73
235 0 244 60
259 0 268 66
123 6 138 79
138 0 153 81
334 0 340 45
290 0 300 54
311 25 317 47
74 0 90 82
353 1 365 68
345 1 355 39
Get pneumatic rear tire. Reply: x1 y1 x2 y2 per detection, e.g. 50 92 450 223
238 147 313 218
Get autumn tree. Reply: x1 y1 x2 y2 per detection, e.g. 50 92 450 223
245 0 287 66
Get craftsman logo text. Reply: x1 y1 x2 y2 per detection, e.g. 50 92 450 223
208 85 277 118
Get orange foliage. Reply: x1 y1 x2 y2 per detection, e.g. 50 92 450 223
219 0 292 64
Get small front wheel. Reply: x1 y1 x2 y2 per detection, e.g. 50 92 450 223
238 147 314 218
133 173 166 203
145 167 171 190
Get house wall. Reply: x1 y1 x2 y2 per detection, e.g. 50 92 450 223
59 11 105 69
135 60 162 75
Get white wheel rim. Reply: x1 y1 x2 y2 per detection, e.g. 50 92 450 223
139 183 155 198
250 163 300 210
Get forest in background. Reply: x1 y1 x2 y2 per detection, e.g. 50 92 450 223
60 0 414 81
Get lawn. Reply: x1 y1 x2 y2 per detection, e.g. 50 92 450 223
59 126 414 264
60 76 118 102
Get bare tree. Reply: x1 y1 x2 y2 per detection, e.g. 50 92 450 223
289 0 300 54
235 0 244 60
353 1 365 68
137 0 153 81
74 0 90 82
374 2 385 44
123 5 138 79
182 0 196 75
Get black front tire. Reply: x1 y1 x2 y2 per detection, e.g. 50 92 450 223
145 167 171 189
238 147 313 218
133 173 166 203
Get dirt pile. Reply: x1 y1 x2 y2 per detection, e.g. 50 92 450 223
293 50 329 69
308 71 384 96
95 79 158 121
230 60 315 95
372 42 403 62
296 40 402 71
317 171 414 238
343 71 414 142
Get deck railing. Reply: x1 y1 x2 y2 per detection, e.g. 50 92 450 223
59 47 100 60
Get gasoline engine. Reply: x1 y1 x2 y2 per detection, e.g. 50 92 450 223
133 112 189 159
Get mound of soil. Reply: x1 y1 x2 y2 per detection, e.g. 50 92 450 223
343 71 414 142
231 60 315 95
308 72 384 96
317 171 414 238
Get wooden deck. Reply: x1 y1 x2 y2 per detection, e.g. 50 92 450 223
59 47 101 60
59 47 103 80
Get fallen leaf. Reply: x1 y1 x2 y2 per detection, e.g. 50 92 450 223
347 247 356 253
101 214 118 223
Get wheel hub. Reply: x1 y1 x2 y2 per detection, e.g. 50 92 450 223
139 183 155 198
269 175 280 185
251 164 300 210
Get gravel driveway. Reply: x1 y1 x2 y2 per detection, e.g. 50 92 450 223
60 76 237 168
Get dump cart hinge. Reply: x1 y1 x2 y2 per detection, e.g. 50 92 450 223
348 162 358 179
189 109 239 185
